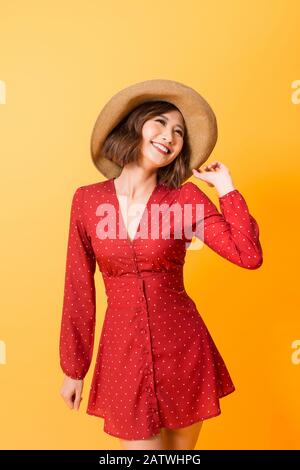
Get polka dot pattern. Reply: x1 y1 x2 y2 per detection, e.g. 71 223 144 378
182 182 263 270
59 178 263 440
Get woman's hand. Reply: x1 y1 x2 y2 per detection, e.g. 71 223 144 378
192 161 236 197
60 375 83 411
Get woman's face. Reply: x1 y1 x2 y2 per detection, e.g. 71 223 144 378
139 110 185 169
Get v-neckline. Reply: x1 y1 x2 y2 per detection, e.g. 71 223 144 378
111 177 159 245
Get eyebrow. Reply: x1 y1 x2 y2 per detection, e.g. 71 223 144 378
157 114 184 132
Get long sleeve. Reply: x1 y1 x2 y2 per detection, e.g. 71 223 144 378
180 182 263 269
59 186 97 380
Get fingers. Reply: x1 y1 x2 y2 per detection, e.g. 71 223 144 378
60 388 77 410
60 377 84 411
62 393 82 411
64 393 75 409
202 161 220 171
192 168 206 179
73 390 82 411
192 161 229 189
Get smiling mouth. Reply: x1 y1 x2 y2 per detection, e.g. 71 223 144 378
151 142 171 155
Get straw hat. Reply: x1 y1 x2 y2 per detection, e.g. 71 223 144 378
90 79 218 182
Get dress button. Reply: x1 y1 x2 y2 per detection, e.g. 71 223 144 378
140 328 146 334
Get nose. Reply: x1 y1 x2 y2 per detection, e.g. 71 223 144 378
161 133 172 144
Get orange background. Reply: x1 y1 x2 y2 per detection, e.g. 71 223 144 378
0 0 299 449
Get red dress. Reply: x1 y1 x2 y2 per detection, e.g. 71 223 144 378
59 178 263 440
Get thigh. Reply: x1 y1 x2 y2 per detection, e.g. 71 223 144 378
161 420 204 450
119 432 164 450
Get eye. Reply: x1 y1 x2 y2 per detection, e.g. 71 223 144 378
155 118 183 137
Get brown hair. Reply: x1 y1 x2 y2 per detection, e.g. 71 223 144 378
101 100 192 189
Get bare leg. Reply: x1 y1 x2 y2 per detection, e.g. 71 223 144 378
119 431 165 450
161 420 204 450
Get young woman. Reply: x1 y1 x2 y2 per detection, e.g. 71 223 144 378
59 79 263 450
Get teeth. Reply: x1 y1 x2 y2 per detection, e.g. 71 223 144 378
152 142 170 154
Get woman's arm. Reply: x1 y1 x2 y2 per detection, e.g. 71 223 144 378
181 161 263 269
59 186 96 380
